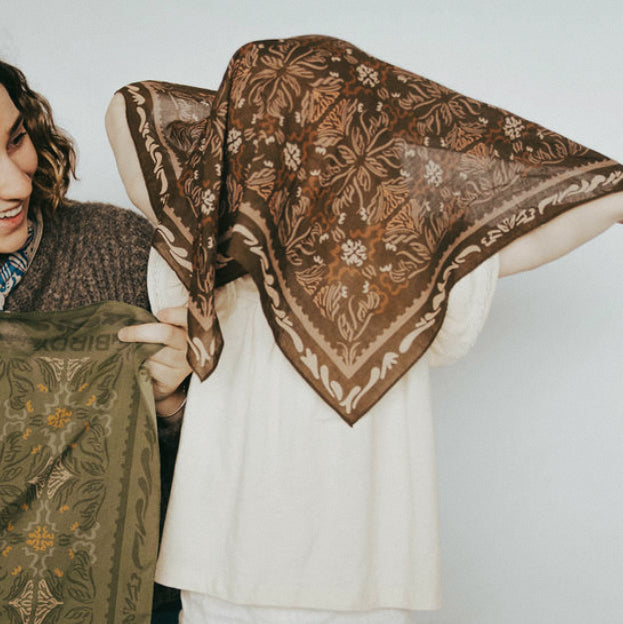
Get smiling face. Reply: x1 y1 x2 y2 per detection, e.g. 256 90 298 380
0 84 38 254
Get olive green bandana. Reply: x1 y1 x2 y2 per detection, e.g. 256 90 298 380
0 302 161 623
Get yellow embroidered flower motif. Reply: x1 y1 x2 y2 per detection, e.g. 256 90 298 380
25 401 33 413
11 566 21 576
22 428 31 440
26 525 55 552
2 546 12 556
47 407 72 429
78 383 89 392
86 395 96 406
54 568 64 578
36 384 49 393
31 445 42 455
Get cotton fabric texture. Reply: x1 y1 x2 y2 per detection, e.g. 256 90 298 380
148 250 498 615
0 302 161 623
119 35 623 425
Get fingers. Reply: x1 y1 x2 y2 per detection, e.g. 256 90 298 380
148 345 190 374
118 321 187 349
116 306 192 402
156 305 188 328
118 306 188 348
147 355 192 401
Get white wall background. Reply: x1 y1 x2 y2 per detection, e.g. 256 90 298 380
2 1 622 622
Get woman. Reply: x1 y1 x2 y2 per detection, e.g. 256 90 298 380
107 37 623 623
0 60 189 622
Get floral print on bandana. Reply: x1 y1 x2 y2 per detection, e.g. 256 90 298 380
119 36 623 425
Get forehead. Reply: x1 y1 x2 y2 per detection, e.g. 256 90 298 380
0 85 20 135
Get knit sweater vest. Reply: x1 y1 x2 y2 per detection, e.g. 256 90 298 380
4 201 153 312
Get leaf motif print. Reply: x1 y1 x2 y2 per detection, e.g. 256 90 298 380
36 358 62 391
0 483 22 515
323 115 398 197
83 355 123 407
118 36 623 423
73 480 106 531
280 196 313 264
66 550 96 603
367 178 411 223
229 42 260 103
6 577 33 623
313 277 382 361
382 200 457 284
6 359 35 411
444 121 483 151
398 78 483 135
456 150 526 210
300 75 343 125
246 167 276 201
46 460 74 500
315 99 359 150
530 134 585 165
69 423 109 477
295 263 328 296
64 607 94 623
0 432 31 482
268 188 288 223
246 42 331 118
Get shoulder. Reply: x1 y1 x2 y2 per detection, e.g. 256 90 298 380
41 201 153 309
51 201 154 244
8 201 154 312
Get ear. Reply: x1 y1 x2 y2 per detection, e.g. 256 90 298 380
105 92 157 223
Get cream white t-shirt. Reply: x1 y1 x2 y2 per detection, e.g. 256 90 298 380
147 251 499 617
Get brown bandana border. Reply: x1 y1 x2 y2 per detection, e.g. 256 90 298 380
120 35 623 425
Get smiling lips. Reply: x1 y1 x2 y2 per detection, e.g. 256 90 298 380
0 204 23 220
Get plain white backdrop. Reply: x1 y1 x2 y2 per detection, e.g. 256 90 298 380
2 1 622 622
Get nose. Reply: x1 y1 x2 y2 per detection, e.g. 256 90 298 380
0 152 33 203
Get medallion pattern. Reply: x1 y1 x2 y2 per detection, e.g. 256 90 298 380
0 303 160 622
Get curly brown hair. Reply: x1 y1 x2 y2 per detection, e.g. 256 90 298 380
0 60 76 214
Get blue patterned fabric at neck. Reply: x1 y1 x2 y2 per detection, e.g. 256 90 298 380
0 209 42 310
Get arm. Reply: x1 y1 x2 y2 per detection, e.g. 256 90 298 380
107 96 192 419
105 92 156 222
108 87 623 280
498 192 623 277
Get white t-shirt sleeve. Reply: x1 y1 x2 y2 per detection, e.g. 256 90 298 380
146 247 189 314
428 254 499 368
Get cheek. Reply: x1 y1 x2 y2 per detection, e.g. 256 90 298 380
22 137 39 178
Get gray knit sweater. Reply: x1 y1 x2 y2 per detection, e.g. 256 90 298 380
5 201 153 312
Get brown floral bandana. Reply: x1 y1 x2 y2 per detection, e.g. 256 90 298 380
119 35 623 425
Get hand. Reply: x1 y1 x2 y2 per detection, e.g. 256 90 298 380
117 306 192 407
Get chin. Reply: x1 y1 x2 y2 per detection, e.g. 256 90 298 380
0 226 29 254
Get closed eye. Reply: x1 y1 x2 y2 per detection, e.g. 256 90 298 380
6 114 28 152
9 130 27 148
